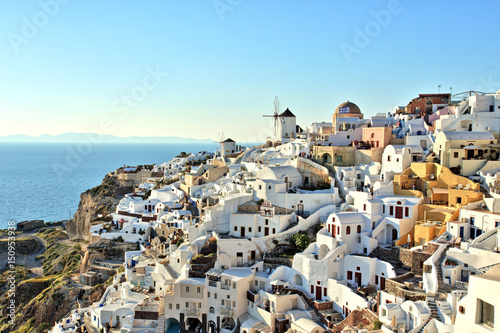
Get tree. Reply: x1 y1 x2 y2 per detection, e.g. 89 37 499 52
290 233 309 250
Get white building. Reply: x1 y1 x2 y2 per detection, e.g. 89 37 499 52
278 108 297 144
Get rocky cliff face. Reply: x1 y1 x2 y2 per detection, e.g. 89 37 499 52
66 174 134 240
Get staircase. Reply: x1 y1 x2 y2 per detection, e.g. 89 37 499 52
435 247 454 293
418 298 438 333
155 296 165 333
298 294 324 327
439 300 452 317
306 308 319 321
165 264 180 279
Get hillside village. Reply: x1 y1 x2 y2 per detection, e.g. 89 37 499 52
52 91 500 333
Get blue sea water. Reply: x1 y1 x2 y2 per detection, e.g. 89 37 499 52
0 142 217 229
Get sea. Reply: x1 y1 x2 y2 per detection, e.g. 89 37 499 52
0 142 219 230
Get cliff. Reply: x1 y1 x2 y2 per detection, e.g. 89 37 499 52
66 174 134 240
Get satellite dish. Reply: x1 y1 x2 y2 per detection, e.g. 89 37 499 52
429 174 436 180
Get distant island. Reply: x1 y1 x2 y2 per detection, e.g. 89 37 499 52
0 132 213 144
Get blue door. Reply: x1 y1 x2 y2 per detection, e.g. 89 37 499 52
459 226 464 239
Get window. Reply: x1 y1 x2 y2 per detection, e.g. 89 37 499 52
208 292 210 297
209 306 215 314
332 217 335 222
478 299 494 328
454 152 459 158
214 293 217 299
405 207 409 217
248 227 252 232
375 275 379 284
197 287 201 293
346 226 351 235
389 206 393 215
357 225 361 233
471 217 475 225
383 205 385 214
186 302 189 308
186 286 189 292
311 285 314 293
357 174 361 180
221 300 224 305
347 271 353 280
259 185 262 190
387 156 391 162
347 135 350 139
176 304 180 310
169 303 172 310
496 221 500 228
371 133 375 139
363 204 366 211
234 226 238 231
272 228 276 234
457 197 462 204
336 155 342 163
265 219 269 225
490 105 494 112
258 226 262 232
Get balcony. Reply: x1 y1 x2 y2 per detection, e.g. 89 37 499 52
219 307 233 316
185 308 199 317
221 284 230 290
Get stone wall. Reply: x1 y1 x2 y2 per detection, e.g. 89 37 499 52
373 246 431 276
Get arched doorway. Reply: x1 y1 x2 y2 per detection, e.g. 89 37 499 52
165 318 180 333
322 153 332 165
294 274 303 287
208 320 216 333
221 317 235 330
186 318 201 332
318 244 330 260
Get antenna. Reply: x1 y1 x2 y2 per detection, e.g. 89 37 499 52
263 96 280 135
438 85 441 93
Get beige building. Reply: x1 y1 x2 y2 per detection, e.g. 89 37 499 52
433 131 499 176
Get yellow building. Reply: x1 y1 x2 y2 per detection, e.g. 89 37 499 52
394 162 483 246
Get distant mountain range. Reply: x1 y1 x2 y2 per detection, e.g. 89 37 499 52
0 133 213 143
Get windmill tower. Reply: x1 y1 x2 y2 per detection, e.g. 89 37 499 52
214 132 236 158
263 96 280 136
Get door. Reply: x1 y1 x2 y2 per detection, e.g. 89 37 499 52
461 270 469 282
240 227 245 238
265 227 269 236
355 272 362 287
315 286 322 301
395 206 403 219
392 229 398 242
380 277 386 290
459 226 464 239
467 149 474 159
251 251 256 260
297 204 304 217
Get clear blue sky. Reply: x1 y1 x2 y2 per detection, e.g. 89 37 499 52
1 0 499 142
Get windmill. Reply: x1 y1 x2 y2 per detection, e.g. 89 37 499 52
213 132 226 157
263 96 280 135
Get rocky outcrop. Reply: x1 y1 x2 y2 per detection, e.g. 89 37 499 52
66 174 134 240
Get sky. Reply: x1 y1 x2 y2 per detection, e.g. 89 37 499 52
1 0 499 143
